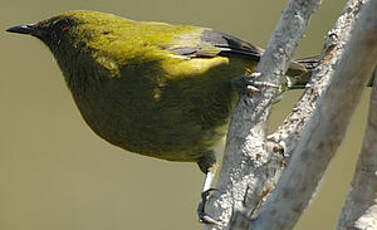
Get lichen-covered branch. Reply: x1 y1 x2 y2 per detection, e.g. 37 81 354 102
203 0 321 229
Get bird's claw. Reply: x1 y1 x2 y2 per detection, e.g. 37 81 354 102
244 72 279 94
197 188 222 225
231 72 279 95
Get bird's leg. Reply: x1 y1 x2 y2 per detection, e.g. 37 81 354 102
202 169 215 192
197 170 222 225
196 153 221 225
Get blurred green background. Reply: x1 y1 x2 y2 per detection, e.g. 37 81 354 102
1 0 371 229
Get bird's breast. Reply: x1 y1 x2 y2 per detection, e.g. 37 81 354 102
68 60 236 162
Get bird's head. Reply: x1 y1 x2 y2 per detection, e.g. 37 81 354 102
6 11 129 53
6 10 137 80
7 13 78 52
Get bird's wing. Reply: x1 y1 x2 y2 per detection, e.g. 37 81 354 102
162 28 309 75
163 28 264 62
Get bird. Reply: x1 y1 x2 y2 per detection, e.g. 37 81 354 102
6 10 315 224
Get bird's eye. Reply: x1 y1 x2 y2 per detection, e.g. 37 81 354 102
52 19 72 33
61 25 70 32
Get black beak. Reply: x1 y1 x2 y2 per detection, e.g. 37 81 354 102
6 24 37 35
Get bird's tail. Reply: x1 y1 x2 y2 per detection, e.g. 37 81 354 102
285 56 319 90
295 56 319 71
287 56 376 89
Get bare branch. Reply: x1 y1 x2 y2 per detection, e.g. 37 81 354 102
251 0 377 229
269 0 366 164
337 5 377 227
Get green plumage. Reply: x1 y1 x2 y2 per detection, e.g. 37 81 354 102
7 10 313 172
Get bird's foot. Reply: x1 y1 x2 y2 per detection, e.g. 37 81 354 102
231 72 279 95
197 188 222 225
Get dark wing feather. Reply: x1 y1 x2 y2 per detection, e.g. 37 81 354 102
200 30 263 61
164 28 312 78
164 28 264 61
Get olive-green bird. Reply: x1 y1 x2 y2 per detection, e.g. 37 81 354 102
6 10 316 224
